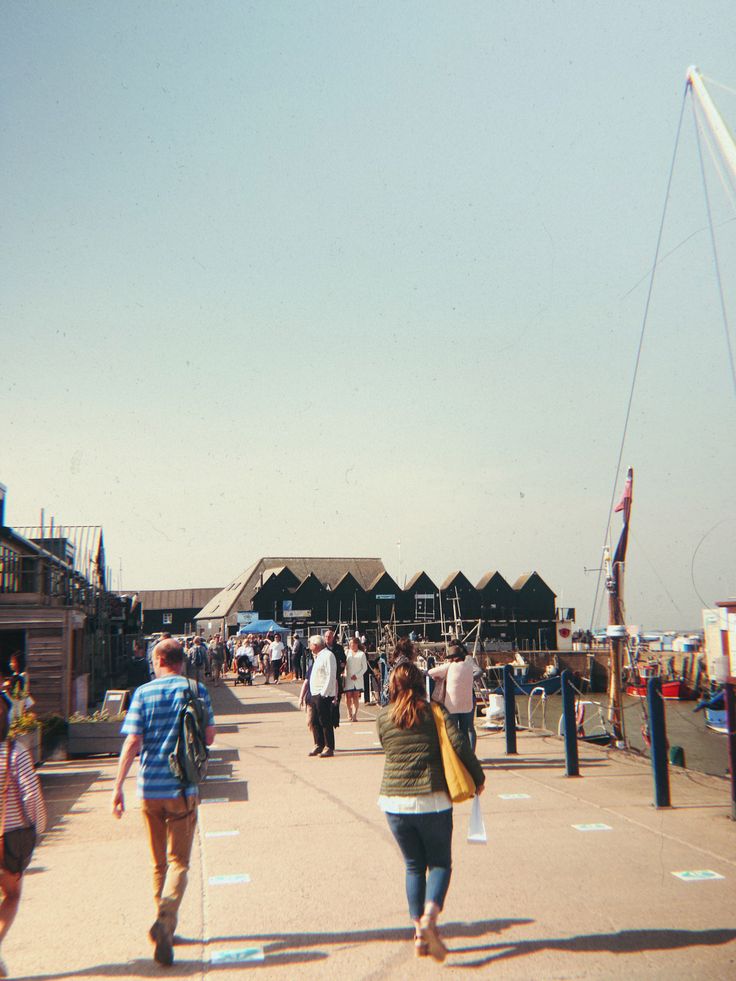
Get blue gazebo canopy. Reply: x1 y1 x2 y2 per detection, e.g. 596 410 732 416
237 619 288 635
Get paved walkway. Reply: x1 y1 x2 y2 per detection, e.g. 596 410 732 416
6 677 736 979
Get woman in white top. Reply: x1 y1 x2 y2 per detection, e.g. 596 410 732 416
268 633 285 684
343 637 368 722
427 642 482 750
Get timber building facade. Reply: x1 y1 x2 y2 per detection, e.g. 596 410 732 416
0 484 138 718
194 556 565 648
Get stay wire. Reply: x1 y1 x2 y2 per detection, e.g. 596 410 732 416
588 83 690 633
691 96 736 400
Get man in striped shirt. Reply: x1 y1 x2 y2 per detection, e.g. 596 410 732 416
112 638 215 967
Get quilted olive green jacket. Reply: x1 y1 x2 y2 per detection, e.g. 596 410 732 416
377 702 485 797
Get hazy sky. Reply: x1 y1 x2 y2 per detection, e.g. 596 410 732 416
2 2 735 630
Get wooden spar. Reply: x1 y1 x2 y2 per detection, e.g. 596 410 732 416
687 67 736 183
606 547 626 743
606 467 634 743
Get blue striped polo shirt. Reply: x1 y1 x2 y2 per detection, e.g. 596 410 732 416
121 675 215 799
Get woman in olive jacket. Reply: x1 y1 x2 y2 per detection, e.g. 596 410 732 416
377 660 485 961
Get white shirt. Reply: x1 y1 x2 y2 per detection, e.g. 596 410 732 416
309 648 337 698
377 791 452 814
269 641 285 662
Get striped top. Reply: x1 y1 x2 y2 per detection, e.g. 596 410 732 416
1 740 47 835
121 676 214 800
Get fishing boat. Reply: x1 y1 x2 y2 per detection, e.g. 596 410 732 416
624 662 690 700
694 688 728 734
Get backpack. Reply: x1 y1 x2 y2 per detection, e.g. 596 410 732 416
169 679 209 787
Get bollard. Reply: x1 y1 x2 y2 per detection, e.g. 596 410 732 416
725 677 736 822
647 676 671 808
503 663 517 755
561 669 580 777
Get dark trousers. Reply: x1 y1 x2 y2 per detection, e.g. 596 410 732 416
312 694 335 751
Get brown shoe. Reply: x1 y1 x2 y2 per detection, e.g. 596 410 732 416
319 748 334 758
149 919 174 967
419 914 447 962
308 747 323 757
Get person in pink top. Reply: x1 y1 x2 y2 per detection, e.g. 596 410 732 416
428 642 482 750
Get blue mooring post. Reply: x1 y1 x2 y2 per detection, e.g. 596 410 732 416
647 676 671 808
561 669 580 777
503 663 517 754
725 677 736 822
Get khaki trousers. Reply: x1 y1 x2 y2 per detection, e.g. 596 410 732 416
141 795 198 934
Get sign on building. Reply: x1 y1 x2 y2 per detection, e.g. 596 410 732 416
237 611 259 626
415 593 435 620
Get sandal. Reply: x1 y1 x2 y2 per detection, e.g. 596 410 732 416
419 914 448 962
414 934 429 958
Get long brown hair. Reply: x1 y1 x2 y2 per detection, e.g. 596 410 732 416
389 662 429 729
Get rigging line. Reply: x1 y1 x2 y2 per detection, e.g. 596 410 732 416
626 530 682 615
587 83 690 634
691 95 736 400
689 517 731 609
620 216 736 299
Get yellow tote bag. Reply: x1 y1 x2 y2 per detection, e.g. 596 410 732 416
431 704 476 804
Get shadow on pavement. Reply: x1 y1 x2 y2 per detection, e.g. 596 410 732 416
483 756 609 770
209 680 299 718
451 927 736 968
9 919 529 977
38 761 108 843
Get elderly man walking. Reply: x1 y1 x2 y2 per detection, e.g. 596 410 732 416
307 634 337 758
112 638 215 967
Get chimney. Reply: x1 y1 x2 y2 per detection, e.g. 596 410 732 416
0 483 6 527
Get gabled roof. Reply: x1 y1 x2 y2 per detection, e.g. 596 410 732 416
195 557 386 624
440 570 474 592
131 588 222 611
512 571 555 594
368 570 401 592
476 570 511 590
404 570 438 592
330 571 362 593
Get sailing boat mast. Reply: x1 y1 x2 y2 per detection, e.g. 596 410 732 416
687 67 736 182
606 467 633 742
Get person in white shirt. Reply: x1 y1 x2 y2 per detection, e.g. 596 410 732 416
343 637 368 722
267 633 285 684
307 635 337 757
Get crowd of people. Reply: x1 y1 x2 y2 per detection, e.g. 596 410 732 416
0 628 485 972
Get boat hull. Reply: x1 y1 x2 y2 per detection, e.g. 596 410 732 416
704 709 728 735
626 680 685 699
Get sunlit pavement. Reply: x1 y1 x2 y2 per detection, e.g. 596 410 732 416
8 674 736 980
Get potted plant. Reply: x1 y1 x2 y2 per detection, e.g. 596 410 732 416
9 712 43 765
67 711 127 757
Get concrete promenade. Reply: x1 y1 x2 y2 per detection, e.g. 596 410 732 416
6 677 736 980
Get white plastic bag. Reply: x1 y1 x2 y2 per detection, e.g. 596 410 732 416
467 794 487 845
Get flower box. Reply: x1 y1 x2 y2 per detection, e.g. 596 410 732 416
14 728 42 765
68 721 125 757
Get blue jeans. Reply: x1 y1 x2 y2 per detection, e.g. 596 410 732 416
450 710 476 751
385 809 453 920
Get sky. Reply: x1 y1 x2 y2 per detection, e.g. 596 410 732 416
2 1 735 631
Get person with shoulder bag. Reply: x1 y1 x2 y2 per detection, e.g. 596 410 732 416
376 660 484 962
0 691 47 978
